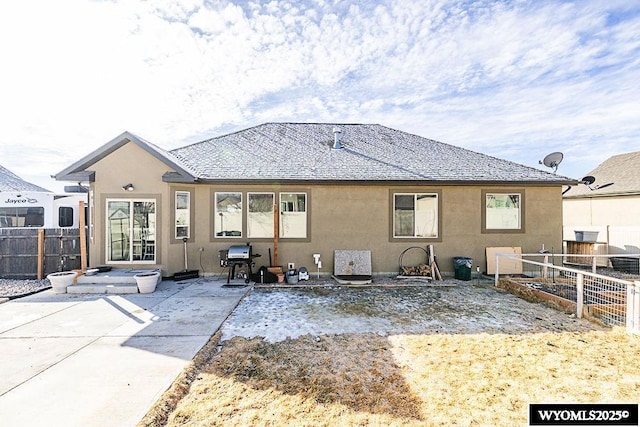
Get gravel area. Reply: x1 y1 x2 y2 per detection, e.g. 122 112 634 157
0 279 51 299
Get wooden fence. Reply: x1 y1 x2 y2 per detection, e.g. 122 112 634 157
0 228 83 279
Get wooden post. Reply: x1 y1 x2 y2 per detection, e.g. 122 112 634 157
428 245 442 281
79 200 88 270
273 204 279 266
37 229 45 279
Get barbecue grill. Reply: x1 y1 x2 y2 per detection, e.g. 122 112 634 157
220 244 260 284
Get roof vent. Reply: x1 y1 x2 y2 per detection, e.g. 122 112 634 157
332 127 343 150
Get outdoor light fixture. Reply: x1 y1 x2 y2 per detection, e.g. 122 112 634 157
122 183 134 192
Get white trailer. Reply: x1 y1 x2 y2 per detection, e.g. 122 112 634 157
0 191 86 229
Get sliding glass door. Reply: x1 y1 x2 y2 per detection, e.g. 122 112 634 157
107 199 156 263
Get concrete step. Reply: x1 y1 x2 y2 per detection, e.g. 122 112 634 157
76 268 161 285
67 283 140 294
77 275 137 285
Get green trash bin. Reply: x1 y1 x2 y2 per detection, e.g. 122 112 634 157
453 257 473 281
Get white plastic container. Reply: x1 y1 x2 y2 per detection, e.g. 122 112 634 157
575 231 599 242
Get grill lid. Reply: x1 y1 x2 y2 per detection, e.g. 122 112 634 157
227 245 251 259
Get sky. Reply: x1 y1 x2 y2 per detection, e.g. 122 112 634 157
0 0 638 192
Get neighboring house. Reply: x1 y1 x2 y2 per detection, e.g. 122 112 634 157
54 123 574 276
0 164 85 229
563 151 640 256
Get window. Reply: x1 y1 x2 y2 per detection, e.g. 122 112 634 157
215 192 242 237
0 207 44 227
58 206 74 227
393 193 438 238
280 193 307 238
485 192 522 230
106 199 156 262
175 191 190 239
248 193 274 238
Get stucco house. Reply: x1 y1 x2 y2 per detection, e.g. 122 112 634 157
563 151 640 256
54 123 574 277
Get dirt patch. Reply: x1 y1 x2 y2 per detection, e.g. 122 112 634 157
208 334 421 420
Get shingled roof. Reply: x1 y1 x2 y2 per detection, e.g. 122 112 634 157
563 151 640 198
0 164 50 192
170 123 573 184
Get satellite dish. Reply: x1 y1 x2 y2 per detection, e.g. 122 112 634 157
581 176 595 185
578 175 614 191
539 152 563 173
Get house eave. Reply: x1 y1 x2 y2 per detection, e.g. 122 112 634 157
52 171 96 183
192 178 576 187
162 172 198 183
564 190 640 199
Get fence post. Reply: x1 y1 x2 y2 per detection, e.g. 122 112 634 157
576 273 584 319
79 200 88 271
627 281 640 335
37 229 45 280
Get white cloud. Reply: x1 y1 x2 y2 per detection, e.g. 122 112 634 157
0 0 638 190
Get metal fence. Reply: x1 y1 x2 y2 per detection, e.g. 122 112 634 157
0 228 83 279
494 252 640 335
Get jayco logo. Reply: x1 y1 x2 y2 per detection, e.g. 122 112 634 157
4 197 38 204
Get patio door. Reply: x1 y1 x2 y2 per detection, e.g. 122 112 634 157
106 199 156 263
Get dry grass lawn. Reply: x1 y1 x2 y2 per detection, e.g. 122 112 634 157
141 327 640 427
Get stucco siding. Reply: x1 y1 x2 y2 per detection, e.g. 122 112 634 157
88 142 170 270
163 184 563 276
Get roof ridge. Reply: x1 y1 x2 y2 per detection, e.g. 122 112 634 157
171 122 381 153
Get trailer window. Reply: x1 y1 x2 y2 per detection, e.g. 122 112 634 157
58 206 74 227
0 207 44 227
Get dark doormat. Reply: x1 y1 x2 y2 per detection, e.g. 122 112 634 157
173 270 200 281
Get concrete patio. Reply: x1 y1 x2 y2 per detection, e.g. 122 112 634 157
0 277 250 427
